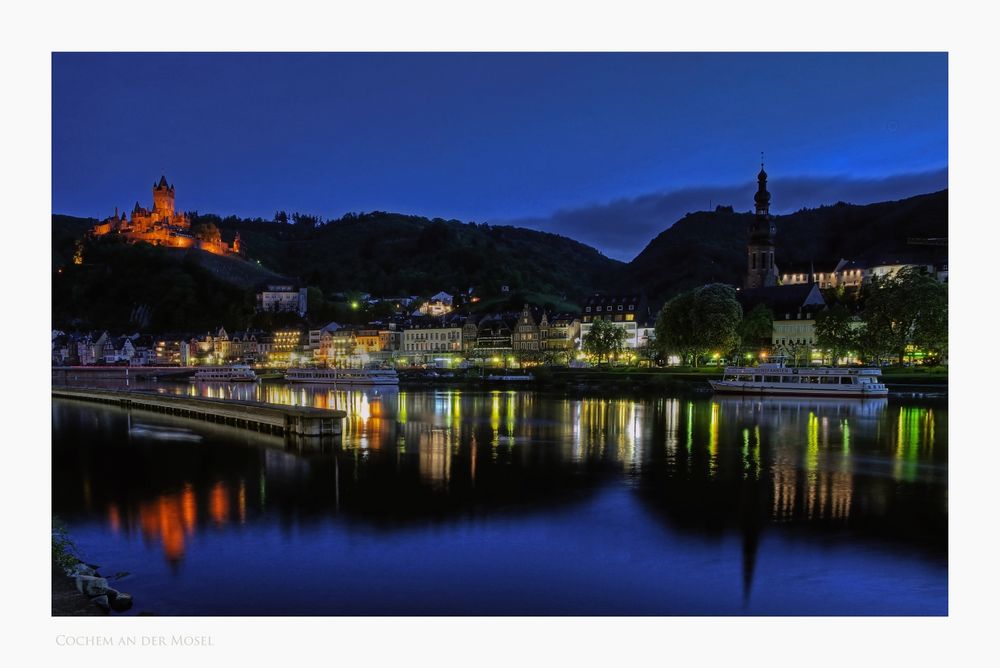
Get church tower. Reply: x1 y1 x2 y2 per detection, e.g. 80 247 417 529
152 175 175 218
745 160 778 289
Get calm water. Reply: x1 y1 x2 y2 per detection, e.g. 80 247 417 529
52 382 947 615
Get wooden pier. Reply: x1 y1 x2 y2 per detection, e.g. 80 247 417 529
52 386 345 437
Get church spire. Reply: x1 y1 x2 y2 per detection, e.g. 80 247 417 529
745 158 778 289
754 154 770 216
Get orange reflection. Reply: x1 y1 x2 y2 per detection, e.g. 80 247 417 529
107 503 121 535
181 484 196 533
209 481 230 524
138 488 197 562
238 479 247 524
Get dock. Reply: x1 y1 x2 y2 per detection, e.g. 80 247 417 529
52 386 345 437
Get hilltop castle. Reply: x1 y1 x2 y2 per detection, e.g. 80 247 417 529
90 176 240 256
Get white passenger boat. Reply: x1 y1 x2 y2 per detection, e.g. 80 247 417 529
708 362 888 397
191 364 258 382
285 367 400 386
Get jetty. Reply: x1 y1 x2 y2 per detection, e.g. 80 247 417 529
52 386 345 437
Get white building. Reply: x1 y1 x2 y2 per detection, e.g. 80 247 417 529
256 282 308 316
401 321 464 357
579 294 647 349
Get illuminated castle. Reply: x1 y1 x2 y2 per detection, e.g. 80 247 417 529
91 176 240 256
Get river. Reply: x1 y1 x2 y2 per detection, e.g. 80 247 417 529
52 382 947 615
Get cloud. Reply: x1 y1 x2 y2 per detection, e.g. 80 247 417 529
507 168 948 262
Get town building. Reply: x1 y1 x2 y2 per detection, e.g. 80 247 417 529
415 292 454 317
512 304 541 353
778 256 945 290
256 281 308 316
228 330 264 364
306 322 340 361
154 336 191 366
268 330 303 367
401 319 465 357
580 294 647 349
539 313 581 353
738 283 828 363
473 316 515 357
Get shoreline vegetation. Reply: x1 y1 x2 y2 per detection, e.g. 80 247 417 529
52 517 134 616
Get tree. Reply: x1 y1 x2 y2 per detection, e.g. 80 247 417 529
740 303 773 354
815 304 857 365
655 284 742 365
910 280 948 364
860 266 948 364
191 222 221 244
654 290 698 364
583 318 627 366
691 284 743 363
636 333 658 367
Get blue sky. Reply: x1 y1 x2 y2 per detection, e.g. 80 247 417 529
52 52 947 261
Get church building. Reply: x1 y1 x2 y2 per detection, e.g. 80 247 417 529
745 162 778 289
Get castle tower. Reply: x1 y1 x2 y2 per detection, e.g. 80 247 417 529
152 175 175 217
745 160 778 289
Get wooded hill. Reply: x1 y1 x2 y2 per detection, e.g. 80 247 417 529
617 190 948 306
51 189 947 331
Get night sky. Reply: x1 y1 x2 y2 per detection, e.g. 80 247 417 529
52 53 947 261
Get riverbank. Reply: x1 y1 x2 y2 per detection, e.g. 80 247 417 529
397 366 947 396
52 520 134 616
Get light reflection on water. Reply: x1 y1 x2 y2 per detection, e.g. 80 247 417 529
52 383 946 615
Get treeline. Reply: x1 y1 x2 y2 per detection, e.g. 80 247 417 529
191 209 623 301
644 270 948 367
816 267 947 365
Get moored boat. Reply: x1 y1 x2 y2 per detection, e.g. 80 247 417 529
708 362 887 397
192 364 258 382
285 367 400 386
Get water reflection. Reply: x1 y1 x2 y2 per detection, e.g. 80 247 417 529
52 387 946 614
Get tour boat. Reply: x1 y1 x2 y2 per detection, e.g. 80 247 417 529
285 367 400 386
191 364 258 382
708 362 888 397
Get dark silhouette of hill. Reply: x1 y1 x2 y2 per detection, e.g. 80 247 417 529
51 190 946 331
50 211 623 331
210 211 624 299
618 190 947 306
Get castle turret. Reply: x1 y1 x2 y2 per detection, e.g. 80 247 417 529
745 159 778 289
152 175 175 217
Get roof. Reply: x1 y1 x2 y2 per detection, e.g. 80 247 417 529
738 283 827 315
547 312 581 324
583 293 643 308
405 316 467 330
779 260 841 276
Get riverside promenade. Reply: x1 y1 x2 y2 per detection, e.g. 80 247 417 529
52 386 345 437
